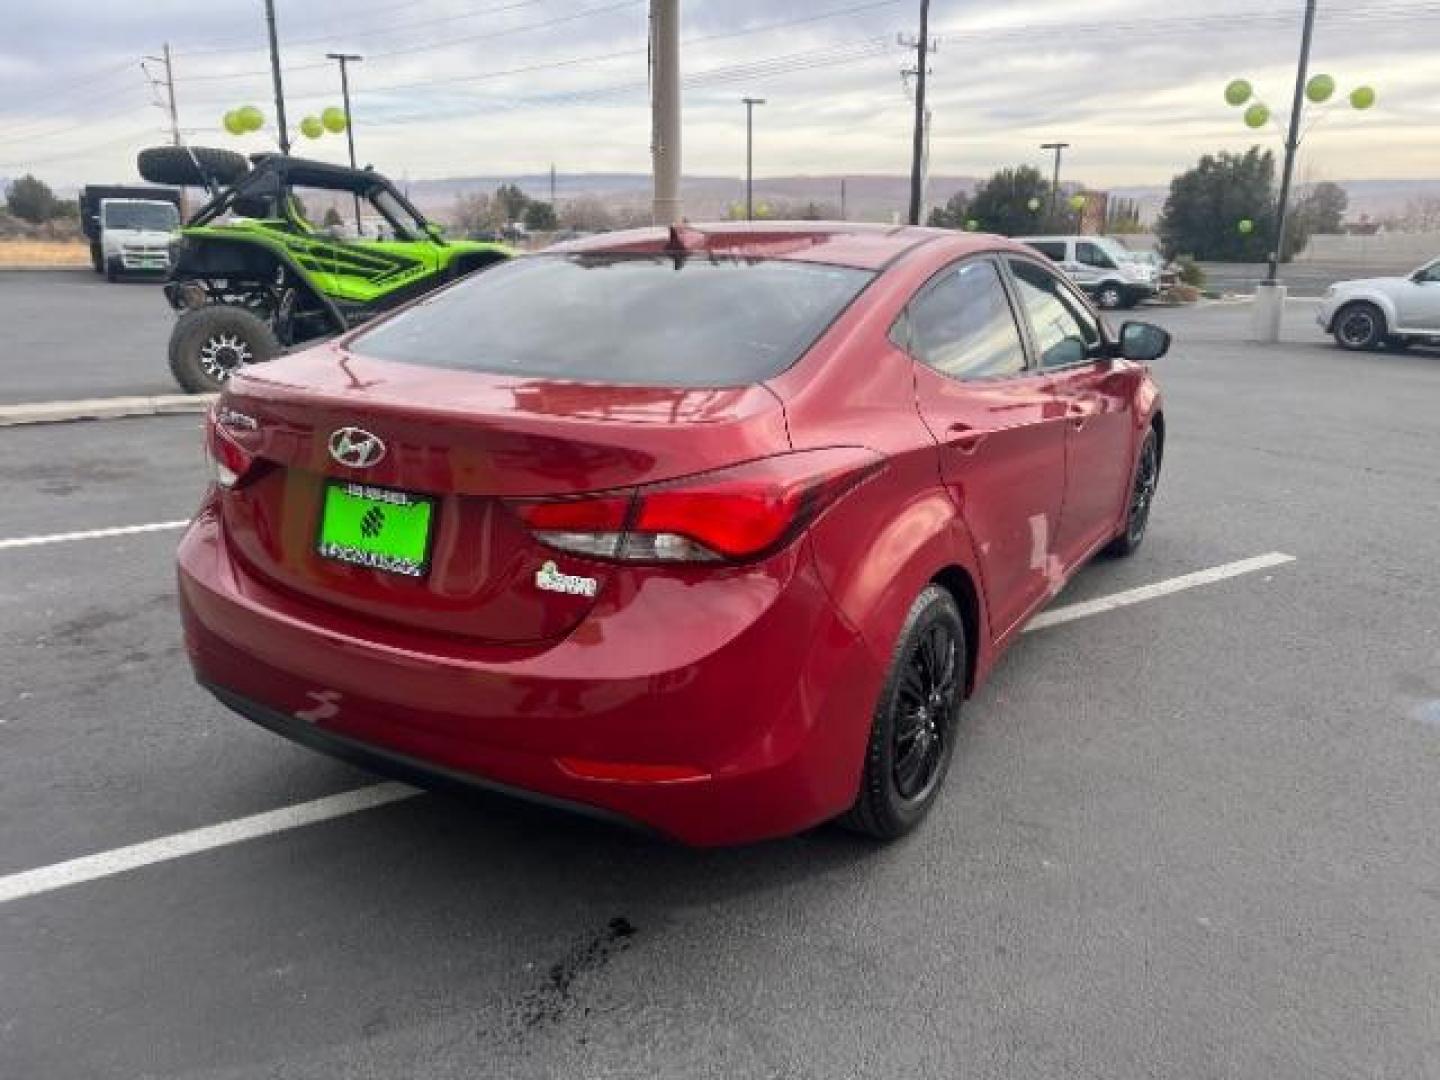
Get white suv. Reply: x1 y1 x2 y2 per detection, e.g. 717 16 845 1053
1317 258 1440 351
1017 235 1159 310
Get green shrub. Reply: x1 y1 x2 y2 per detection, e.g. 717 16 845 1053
1173 254 1205 288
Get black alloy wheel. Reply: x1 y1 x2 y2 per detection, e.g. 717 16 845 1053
839 585 965 840
1107 427 1159 557
892 620 960 801
1333 302 1385 351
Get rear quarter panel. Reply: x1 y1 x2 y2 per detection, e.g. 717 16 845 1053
766 237 999 702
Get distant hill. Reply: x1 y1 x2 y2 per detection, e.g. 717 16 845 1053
411 172 1440 227
409 172 981 222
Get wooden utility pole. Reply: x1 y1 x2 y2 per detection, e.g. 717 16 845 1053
903 1 934 225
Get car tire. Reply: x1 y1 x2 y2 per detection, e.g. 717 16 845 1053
169 305 279 394
104 257 120 284
838 585 965 841
1332 301 1386 351
1106 426 1160 557
137 145 249 188
1096 282 1125 310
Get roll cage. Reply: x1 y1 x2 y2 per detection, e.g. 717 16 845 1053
187 154 440 243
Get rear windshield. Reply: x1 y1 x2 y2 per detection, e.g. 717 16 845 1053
352 253 874 387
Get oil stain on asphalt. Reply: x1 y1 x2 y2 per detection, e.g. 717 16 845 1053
515 917 638 1031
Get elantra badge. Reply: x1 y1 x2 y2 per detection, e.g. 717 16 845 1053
535 560 598 598
329 427 386 468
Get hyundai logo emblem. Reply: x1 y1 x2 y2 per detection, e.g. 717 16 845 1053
328 427 386 469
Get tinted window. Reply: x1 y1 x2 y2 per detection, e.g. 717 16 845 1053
1026 240 1066 262
904 260 1026 380
1076 241 1116 269
353 254 874 387
1009 259 1100 368
102 202 179 231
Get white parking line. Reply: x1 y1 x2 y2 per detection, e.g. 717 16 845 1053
0 520 189 551
0 550 1296 905
1025 551 1295 632
0 783 419 905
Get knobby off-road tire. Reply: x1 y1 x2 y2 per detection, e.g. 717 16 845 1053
839 585 965 840
168 305 279 394
137 146 249 188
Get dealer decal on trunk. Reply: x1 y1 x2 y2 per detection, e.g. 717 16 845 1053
535 560 598 598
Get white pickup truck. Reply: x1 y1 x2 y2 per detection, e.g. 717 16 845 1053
1318 258 1440 351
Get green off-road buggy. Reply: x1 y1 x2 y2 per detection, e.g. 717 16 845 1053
137 146 513 392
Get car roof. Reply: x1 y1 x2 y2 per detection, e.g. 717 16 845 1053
548 221 1011 271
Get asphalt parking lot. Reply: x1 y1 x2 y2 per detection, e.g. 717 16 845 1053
2 276 1438 1078
0 270 178 404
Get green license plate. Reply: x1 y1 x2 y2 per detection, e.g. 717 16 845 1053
316 481 435 578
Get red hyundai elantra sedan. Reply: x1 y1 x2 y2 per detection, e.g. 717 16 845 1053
177 223 1168 845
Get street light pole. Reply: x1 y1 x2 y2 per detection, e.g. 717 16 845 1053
1041 141 1069 225
1266 0 1317 285
743 97 765 221
263 0 290 154
326 52 364 232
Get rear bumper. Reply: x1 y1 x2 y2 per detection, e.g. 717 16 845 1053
202 681 659 836
178 506 883 846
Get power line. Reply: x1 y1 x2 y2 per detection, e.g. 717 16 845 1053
0 102 154 148
171 0 903 89
173 0 547 57
277 0 905 104
0 127 165 172
173 0 641 83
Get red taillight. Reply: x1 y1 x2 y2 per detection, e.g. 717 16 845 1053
507 448 882 564
204 405 258 488
509 494 632 558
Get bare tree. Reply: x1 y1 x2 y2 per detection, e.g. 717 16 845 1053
452 191 498 235
558 195 615 232
1400 195 1440 232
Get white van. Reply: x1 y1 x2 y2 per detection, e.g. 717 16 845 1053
1015 235 1158 309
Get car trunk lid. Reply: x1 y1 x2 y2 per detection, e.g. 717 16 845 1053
213 346 790 644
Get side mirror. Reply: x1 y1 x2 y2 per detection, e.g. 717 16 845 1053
1118 321 1171 361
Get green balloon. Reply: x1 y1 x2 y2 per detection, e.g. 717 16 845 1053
223 110 245 136
1027 197 1040 211
236 105 264 132
1224 79 1252 107
1305 74 1335 103
321 106 348 134
1238 219 1254 234
1069 193 1086 211
1244 103 1270 128
1349 85 1376 110
300 116 324 139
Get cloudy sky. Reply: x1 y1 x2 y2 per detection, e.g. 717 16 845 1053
2 0 1437 191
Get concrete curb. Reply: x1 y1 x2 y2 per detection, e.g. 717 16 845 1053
0 393 215 427
0 265 92 273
